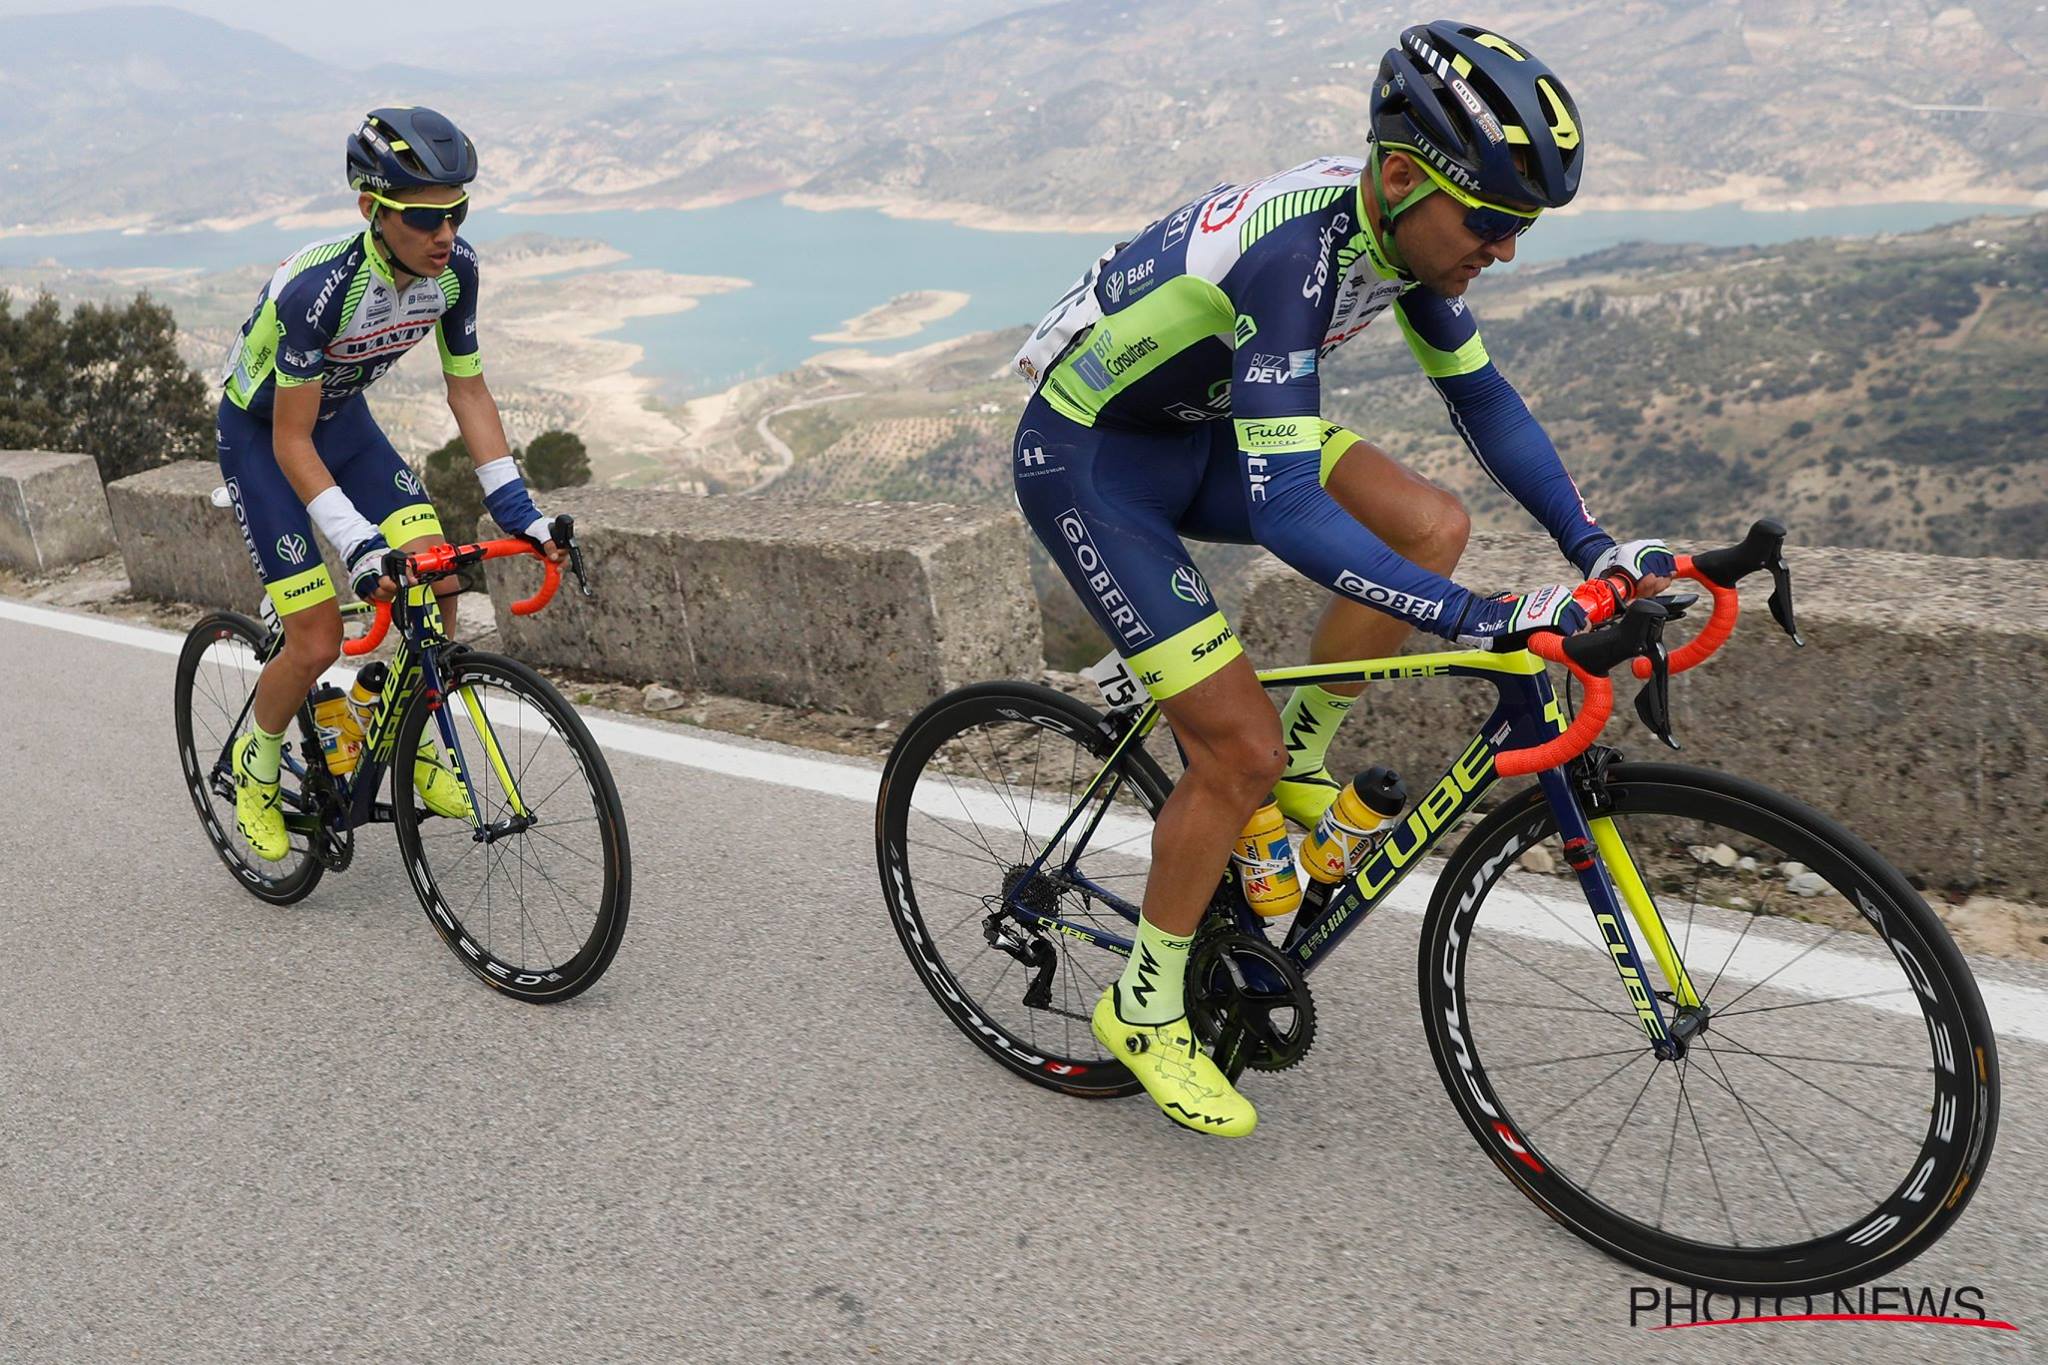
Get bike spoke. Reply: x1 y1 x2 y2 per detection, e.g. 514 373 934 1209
1528 1048 1652 1130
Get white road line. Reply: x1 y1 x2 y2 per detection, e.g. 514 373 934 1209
8 595 2046 1045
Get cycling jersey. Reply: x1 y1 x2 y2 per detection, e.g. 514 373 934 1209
1013 154 1616 695
221 227 481 420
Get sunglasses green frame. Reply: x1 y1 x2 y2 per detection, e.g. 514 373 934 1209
363 189 471 232
1383 145 1541 243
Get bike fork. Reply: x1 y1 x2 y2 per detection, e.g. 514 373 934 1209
1537 765 1698 1058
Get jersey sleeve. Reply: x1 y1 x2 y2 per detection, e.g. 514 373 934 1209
436 238 483 378
271 267 345 390
1395 289 1612 572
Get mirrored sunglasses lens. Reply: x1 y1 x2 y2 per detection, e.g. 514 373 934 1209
399 201 467 231
1465 208 1528 243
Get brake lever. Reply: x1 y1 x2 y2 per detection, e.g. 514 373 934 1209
1767 554 1802 646
550 512 595 598
1633 634 1679 750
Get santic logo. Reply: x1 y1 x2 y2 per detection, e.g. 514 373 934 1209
1170 566 1211 606
394 468 424 497
275 534 311 566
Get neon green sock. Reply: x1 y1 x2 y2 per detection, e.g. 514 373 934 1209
1278 684 1358 779
245 720 286 785
1114 916 1194 1025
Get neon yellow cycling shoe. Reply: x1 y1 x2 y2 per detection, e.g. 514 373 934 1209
231 735 289 863
1092 989 1257 1138
1274 769 1342 829
413 739 474 821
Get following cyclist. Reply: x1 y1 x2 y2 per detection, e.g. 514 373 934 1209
217 107 561 861
1010 21 1674 1136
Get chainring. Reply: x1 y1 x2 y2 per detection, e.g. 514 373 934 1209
1185 926 1316 1076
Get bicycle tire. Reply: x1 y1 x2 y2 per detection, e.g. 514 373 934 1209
1419 761 1998 1294
877 681 1174 1098
173 611 324 905
392 648 630 1003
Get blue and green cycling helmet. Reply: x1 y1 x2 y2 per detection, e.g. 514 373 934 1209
346 107 478 194
1371 20 1583 210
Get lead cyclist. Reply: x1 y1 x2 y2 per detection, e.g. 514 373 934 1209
1011 21 1676 1136
215 107 562 862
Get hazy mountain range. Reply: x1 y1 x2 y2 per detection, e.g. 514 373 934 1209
5 1 2044 233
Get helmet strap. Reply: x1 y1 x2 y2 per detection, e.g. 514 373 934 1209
368 207 434 283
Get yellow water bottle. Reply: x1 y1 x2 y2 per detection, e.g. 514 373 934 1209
309 685 359 776
1301 767 1407 884
342 662 388 763
1234 800 1304 918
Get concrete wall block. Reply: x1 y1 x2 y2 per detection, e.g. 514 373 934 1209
1238 530 2048 899
106 460 345 611
480 490 1045 715
919 514 1045 688
0 450 118 573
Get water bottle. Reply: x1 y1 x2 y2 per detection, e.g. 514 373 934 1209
1234 800 1304 918
1301 767 1407 884
344 662 388 756
309 684 358 776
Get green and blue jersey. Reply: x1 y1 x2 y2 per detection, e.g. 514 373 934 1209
221 227 482 420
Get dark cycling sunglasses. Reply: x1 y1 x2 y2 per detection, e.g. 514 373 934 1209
365 189 470 232
1411 159 1540 243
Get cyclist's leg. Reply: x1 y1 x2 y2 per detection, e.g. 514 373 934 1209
1014 401 1270 1134
1310 423 1470 676
218 400 344 858
328 403 457 630
218 400 346 733
1015 404 1284 945
1236 423 1468 823
328 405 469 816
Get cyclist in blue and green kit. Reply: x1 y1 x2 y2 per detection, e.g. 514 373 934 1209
216 107 561 861
1012 22 1676 1135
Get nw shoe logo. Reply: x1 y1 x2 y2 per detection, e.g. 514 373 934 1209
1284 707 1322 759
1127 943 1160 1007
275 534 310 566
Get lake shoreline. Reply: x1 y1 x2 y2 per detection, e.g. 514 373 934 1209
13 173 2042 244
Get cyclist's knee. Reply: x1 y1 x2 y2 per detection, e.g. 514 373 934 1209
1406 490 1470 571
280 612 343 670
1185 720 1287 806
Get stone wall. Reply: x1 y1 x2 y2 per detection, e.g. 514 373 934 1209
0 451 116 573
106 460 347 613
80 450 2048 897
1237 530 2048 900
480 490 1044 716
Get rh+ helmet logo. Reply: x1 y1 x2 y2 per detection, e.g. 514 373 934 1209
275 534 310 566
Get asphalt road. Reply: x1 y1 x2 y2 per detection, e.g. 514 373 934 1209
1 602 2041 1363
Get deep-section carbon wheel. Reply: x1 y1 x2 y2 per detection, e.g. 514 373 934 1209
392 649 630 1003
1420 762 1998 1294
173 611 323 905
878 682 1173 1097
